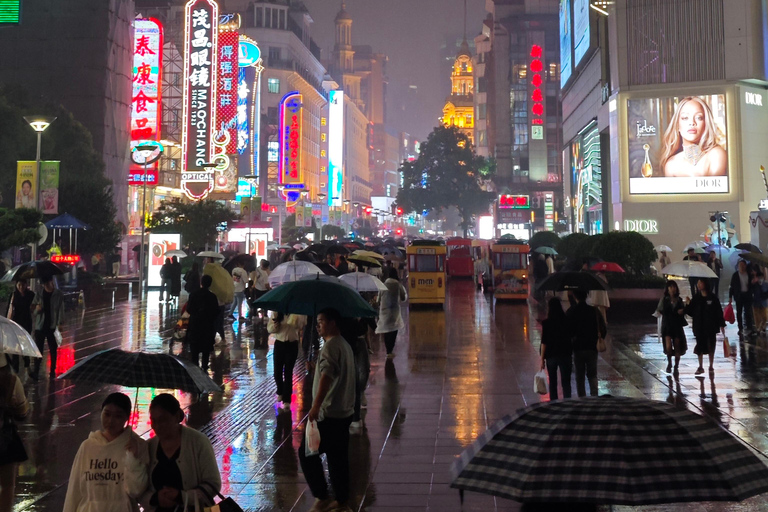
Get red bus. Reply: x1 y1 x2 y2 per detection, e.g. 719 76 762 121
446 238 474 278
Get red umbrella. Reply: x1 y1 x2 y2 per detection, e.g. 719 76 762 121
590 262 625 273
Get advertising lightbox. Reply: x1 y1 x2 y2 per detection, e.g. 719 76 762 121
573 0 590 66
627 94 728 195
328 90 344 207
559 0 572 88
216 28 239 155
148 233 180 287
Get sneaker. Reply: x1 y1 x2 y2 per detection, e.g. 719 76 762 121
308 498 338 512
695 367 705 376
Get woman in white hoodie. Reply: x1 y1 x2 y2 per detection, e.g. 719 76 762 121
375 267 408 357
63 392 149 512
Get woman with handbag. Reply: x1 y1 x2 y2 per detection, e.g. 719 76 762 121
140 394 220 511
540 297 572 400
685 278 726 377
656 280 688 375
0 353 28 512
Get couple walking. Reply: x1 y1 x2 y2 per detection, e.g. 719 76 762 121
540 289 607 400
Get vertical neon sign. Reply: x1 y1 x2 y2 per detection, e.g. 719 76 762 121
181 0 219 200
328 90 344 207
216 18 239 155
530 44 544 127
278 91 303 203
129 18 162 186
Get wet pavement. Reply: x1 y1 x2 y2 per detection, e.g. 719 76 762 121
11 281 768 511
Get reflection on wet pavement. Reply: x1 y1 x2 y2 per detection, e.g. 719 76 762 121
12 284 768 511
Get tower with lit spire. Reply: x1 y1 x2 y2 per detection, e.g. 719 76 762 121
441 0 474 144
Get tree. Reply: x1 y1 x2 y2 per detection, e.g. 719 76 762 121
397 126 495 236
148 198 240 251
320 225 346 240
0 85 122 254
529 231 561 252
556 233 592 264
281 214 317 245
0 207 42 253
591 231 656 276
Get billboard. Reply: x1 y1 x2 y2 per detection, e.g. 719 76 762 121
559 0 572 88
148 233 180 286
15 161 36 209
130 18 163 185
181 0 219 200
40 161 59 214
573 0 590 66
216 28 239 155
328 90 344 207
627 94 728 195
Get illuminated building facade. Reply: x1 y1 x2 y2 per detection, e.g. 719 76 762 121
441 39 475 144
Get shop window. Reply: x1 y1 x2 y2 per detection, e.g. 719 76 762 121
268 78 280 94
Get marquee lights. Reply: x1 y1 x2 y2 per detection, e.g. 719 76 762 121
530 44 544 125
181 0 219 201
279 91 304 202
129 18 163 187
216 22 239 154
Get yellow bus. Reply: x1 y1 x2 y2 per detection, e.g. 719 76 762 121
406 240 447 306
490 240 530 300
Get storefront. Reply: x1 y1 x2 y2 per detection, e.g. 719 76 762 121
564 121 604 234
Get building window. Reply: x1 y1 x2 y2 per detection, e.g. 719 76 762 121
256 7 263 27
272 8 278 28
264 8 271 27
549 63 558 82
478 103 487 120
478 130 487 147
268 78 280 94
279 9 286 30
268 47 281 63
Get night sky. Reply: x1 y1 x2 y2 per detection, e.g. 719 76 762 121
306 0 487 140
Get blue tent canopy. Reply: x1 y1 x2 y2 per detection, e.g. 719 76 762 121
45 213 91 230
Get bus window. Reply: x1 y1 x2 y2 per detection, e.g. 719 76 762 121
415 255 439 272
499 253 526 271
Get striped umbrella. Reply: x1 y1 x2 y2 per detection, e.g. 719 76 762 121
451 396 768 505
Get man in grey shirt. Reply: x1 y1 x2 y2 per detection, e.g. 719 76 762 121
299 308 355 512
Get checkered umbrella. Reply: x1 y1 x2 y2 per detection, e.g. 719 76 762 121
451 396 768 505
58 348 220 393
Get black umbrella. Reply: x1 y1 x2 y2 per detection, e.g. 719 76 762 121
315 262 339 276
306 244 327 257
536 271 609 291
326 245 350 255
2 260 65 282
222 253 256 273
735 243 762 254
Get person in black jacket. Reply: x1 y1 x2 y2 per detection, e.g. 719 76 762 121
185 275 220 372
656 280 688 375
729 259 755 335
540 297 572 400
566 289 606 397
685 278 726 377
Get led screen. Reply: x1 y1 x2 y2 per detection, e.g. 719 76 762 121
627 94 728 195
559 0 572 88
573 0 590 66
328 90 344 207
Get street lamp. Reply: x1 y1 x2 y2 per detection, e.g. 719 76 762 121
23 115 56 262
132 142 164 297
317 193 327 240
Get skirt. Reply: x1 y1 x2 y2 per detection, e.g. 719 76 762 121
694 333 718 356
662 326 688 357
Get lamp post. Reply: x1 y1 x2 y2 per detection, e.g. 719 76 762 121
317 193 327 240
23 116 56 263
131 142 163 297
343 199 350 235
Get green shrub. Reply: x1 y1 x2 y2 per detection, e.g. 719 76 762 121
591 231 657 276
0 282 13 303
556 233 592 263
529 231 560 251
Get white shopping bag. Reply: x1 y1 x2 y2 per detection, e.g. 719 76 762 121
54 328 63 347
305 419 321 457
534 370 549 395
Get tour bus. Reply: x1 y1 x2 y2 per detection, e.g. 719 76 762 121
406 240 447 306
445 238 474 278
490 239 531 300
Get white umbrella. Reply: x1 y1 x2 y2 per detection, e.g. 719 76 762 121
654 245 672 253
339 271 388 292
661 261 717 278
269 260 322 287
165 249 187 258
0 317 42 358
197 251 225 259
299 273 357 291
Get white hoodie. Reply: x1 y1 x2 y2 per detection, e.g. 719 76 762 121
63 428 150 512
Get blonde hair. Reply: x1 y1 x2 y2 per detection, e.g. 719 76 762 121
659 96 723 171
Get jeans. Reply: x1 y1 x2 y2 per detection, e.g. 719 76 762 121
573 349 598 397
33 328 57 376
273 340 299 403
736 293 755 332
229 291 246 317
546 354 572 400
383 330 398 354
299 415 353 504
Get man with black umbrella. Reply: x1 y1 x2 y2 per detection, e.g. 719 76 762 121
566 289 607 397
30 276 65 379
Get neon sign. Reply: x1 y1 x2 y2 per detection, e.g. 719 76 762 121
328 90 344 207
130 18 163 186
499 195 530 209
181 0 219 200
216 22 239 154
530 44 544 128
51 255 81 264
279 91 304 202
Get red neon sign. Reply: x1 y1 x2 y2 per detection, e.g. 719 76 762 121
216 29 239 154
51 255 81 264
530 44 544 128
499 194 530 209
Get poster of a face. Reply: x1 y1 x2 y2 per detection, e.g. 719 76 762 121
627 94 728 194
15 161 37 209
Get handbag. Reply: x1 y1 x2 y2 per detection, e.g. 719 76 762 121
723 335 731 358
204 494 245 512
534 370 548 395
723 303 736 324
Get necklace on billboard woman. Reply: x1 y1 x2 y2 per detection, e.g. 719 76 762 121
683 143 702 166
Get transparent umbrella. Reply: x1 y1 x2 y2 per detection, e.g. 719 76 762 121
0 317 41 358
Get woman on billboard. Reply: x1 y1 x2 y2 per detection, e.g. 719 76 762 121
660 96 727 177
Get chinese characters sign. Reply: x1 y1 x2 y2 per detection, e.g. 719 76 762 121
279 92 304 190
130 18 163 185
530 44 544 128
181 0 219 200
499 195 530 209
217 27 239 154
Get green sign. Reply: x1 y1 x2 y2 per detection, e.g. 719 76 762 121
0 1 20 24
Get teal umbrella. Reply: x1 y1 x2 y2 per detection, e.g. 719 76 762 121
253 277 377 318
534 246 557 256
